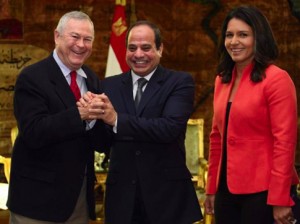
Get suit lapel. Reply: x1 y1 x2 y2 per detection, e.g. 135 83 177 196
83 65 99 93
136 66 165 115
47 56 77 108
85 77 94 92
120 72 136 115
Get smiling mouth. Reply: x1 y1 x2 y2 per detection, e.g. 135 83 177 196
231 48 243 53
133 61 148 67
135 60 146 64
73 51 83 56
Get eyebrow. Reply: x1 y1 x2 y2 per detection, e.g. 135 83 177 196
69 32 94 39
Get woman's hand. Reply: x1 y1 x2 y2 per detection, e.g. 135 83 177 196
273 206 295 224
204 194 215 215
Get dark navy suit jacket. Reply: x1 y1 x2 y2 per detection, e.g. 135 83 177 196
101 65 203 224
7 54 109 222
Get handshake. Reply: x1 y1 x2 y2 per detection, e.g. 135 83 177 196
77 91 117 126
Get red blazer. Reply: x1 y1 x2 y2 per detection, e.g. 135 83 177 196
206 63 299 206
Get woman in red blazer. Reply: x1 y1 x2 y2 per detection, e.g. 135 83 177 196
204 6 299 224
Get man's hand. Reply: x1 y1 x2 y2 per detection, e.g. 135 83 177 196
77 91 95 121
77 92 117 126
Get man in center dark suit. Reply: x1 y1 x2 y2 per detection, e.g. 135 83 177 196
80 20 203 224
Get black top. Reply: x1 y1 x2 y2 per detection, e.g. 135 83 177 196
219 102 232 191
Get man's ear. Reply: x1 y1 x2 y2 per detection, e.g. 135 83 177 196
158 43 163 57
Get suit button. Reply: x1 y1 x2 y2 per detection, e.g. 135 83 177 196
132 180 136 184
135 150 141 156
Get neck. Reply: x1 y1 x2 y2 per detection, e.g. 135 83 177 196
235 62 251 78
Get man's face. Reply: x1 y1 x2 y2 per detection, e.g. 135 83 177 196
126 25 163 77
54 18 94 71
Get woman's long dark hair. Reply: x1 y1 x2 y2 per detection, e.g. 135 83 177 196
217 6 278 83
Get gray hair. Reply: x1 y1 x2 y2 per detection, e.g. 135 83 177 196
56 11 94 35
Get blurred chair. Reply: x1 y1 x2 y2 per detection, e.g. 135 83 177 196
185 119 208 190
0 156 11 184
94 152 108 220
0 126 16 210
185 119 213 224
11 126 18 147
0 155 11 210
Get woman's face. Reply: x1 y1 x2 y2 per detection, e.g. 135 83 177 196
225 18 255 67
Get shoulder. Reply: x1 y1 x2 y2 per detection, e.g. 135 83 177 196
17 55 54 82
103 73 124 81
156 66 194 86
264 64 294 85
82 64 98 80
214 75 225 91
102 72 128 83
265 64 290 79
100 72 130 91
21 55 53 73
214 74 222 84
263 64 296 95
160 66 191 77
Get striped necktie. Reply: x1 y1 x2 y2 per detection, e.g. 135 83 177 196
134 78 148 108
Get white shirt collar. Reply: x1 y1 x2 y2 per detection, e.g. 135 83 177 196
53 49 87 78
131 67 157 85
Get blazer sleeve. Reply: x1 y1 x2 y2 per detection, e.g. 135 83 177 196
206 76 223 194
265 68 298 206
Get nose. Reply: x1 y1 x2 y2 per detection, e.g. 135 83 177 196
76 38 85 47
134 48 144 57
230 35 239 44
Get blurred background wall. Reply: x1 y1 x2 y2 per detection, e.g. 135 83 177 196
0 0 299 166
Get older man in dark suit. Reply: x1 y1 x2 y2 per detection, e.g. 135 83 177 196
7 11 109 224
81 20 203 224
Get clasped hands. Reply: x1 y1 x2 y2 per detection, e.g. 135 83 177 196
77 91 117 126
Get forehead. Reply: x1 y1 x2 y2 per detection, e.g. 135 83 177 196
128 25 155 44
226 18 252 32
64 18 94 35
